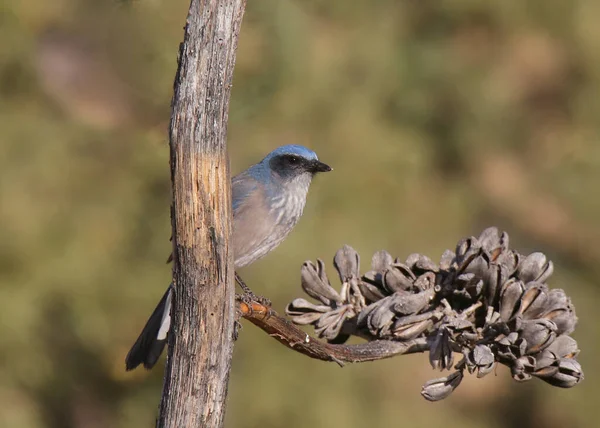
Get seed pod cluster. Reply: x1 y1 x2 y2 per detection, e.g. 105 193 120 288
286 228 583 400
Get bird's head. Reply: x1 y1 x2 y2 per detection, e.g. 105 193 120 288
264 145 332 181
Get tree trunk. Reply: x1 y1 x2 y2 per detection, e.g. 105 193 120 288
158 0 246 427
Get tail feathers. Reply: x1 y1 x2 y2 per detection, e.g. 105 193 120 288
125 286 172 371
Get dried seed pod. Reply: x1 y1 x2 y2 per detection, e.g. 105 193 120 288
286 298 331 324
371 250 394 273
314 305 355 341
455 273 485 299
382 264 415 293
531 350 560 379
334 245 360 283
483 261 512 306
446 316 475 333
519 319 557 354
517 283 549 320
511 356 536 382
455 238 484 275
461 253 491 280
429 328 454 371
517 252 554 284
541 289 577 336
497 331 528 360
421 371 464 402
499 279 525 322
477 360 496 378
392 316 434 340
358 279 387 303
478 227 509 255
338 277 366 310
467 345 496 378
362 270 380 285
496 249 521 276
546 335 579 359
406 253 439 274
414 272 437 291
439 250 456 271
496 331 520 347
484 307 502 329
391 289 435 315
357 296 397 337
543 308 577 337
540 358 584 388
301 260 342 305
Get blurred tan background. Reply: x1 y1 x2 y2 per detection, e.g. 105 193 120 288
1 0 599 427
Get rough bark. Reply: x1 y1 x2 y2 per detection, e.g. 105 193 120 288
158 0 247 427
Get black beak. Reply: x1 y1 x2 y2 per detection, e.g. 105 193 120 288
310 160 333 173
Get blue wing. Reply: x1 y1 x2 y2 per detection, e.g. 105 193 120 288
231 171 283 267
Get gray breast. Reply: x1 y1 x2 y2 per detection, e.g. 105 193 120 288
232 175 311 268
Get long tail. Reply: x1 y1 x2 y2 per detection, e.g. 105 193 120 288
125 285 173 371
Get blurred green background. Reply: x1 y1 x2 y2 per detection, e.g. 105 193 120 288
1 0 599 427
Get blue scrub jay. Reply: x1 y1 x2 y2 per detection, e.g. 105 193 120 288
125 145 331 370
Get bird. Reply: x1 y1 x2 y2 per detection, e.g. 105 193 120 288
125 144 332 370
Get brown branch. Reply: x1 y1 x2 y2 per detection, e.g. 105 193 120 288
237 300 429 366
159 1 247 427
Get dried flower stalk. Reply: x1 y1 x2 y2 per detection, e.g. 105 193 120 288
239 227 583 401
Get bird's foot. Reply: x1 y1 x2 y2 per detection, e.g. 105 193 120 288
247 292 272 309
237 291 272 311
236 292 274 326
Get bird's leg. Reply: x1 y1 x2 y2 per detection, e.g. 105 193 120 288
233 305 243 341
235 271 253 294
235 272 272 308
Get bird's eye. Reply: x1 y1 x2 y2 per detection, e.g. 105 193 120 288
288 156 299 164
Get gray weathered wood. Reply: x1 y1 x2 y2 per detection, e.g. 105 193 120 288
158 0 247 427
